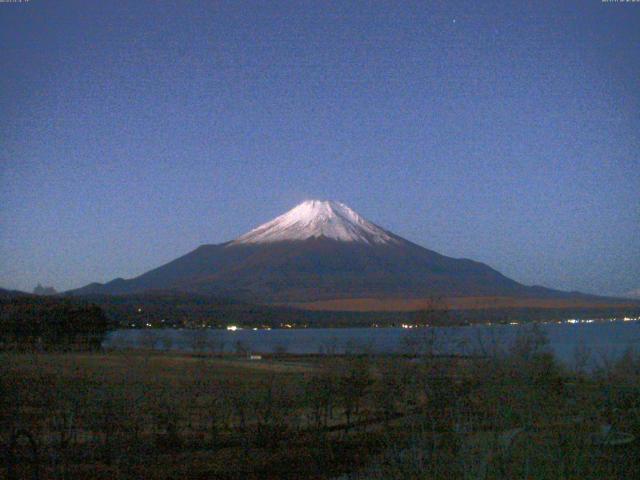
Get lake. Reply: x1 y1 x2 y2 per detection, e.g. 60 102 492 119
104 319 640 368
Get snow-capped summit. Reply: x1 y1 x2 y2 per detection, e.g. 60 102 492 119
69 199 615 309
71 199 606 308
232 200 398 245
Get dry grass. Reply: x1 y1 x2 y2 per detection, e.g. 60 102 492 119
2 344 640 479
286 296 637 312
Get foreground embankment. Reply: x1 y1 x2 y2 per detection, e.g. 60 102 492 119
2 333 640 479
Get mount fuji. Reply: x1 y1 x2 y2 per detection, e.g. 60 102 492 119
70 200 606 307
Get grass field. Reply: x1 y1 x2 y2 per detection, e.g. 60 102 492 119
2 333 640 479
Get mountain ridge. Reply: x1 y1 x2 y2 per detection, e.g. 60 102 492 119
68 200 622 307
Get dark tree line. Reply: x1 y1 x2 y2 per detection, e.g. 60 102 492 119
0 295 112 350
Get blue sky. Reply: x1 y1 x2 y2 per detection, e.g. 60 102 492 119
1 0 638 296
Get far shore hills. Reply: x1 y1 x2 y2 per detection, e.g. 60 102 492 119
2 287 639 329
286 295 640 312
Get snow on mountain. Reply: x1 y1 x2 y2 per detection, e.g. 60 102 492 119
625 289 640 299
232 200 399 245
69 199 624 307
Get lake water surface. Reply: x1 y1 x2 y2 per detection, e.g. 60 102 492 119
104 320 640 368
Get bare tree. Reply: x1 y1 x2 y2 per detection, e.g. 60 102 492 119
189 328 208 355
205 329 226 355
159 334 174 352
337 356 371 431
139 329 159 351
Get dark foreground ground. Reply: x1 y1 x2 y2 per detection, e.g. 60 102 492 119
2 330 640 479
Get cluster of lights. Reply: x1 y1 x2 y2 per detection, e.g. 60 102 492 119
132 316 639 331
563 317 639 325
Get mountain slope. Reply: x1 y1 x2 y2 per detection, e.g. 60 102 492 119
69 200 606 304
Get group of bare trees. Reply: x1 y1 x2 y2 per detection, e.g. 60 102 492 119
3 325 640 479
